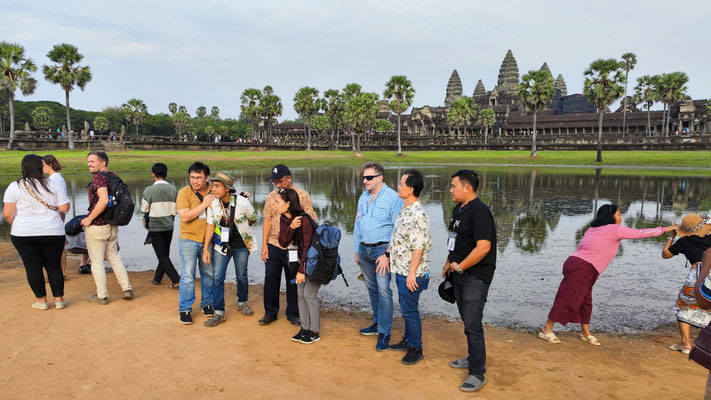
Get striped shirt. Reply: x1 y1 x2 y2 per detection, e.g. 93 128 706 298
353 184 403 254
141 180 178 232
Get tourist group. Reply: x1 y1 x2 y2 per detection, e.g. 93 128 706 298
6 151 711 394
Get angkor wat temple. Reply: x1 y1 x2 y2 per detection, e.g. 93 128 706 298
273 49 710 146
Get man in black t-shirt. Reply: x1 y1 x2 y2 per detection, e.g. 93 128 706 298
442 169 496 393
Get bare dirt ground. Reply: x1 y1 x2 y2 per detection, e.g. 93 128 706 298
0 242 706 399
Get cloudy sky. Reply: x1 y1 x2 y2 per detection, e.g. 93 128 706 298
2 0 709 120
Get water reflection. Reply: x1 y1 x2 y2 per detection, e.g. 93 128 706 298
1 166 709 331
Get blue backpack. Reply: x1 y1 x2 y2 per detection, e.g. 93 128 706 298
302 214 348 286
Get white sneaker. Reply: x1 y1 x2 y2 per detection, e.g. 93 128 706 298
32 302 49 310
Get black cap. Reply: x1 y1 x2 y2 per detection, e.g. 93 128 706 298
438 274 456 304
267 164 291 181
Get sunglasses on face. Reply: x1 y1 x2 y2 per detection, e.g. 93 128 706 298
363 174 382 181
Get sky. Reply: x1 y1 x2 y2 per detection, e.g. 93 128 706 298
2 0 709 120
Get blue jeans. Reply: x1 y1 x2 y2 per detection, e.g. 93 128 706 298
452 272 490 379
358 243 393 335
178 238 214 313
211 246 249 313
395 274 429 349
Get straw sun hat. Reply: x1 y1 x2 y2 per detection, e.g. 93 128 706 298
676 213 711 237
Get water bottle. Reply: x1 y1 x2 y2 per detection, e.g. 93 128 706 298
107 196 114 207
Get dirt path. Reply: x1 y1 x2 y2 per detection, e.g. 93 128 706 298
0 242 706 399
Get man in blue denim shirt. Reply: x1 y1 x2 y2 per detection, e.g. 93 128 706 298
354 162 403 351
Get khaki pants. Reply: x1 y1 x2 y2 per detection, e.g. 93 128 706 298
85 225 131 298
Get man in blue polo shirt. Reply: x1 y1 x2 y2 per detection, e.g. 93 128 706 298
354 162 403 351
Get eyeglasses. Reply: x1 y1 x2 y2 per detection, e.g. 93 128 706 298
363 174 382 181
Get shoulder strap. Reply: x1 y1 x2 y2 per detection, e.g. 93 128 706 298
21 179 59 212
228 196 237 232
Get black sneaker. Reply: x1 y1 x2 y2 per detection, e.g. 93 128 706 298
299 331 320 344
202 305 215 317
179 311 193 325
292 328 308 342
390 337 408 352
401 347 424 365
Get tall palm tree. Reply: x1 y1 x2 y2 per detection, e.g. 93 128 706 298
322 89 344 148
121 98 148 135
518 69 555 157
168 102 177 115
583 58 625 162
42 43 91 150
293 86 320 150
210 106 219 119
0 42 37 150
657 72 689 136
383 75 415 156
633 75 659 136
240 88 262 139
620 52 637 137
344 92 378 154
342 83 362 150
196 106 206 121
259 85 282 142
478 108 496 144
446 97 468 139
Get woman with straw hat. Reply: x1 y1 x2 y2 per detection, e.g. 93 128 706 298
662 213 711 355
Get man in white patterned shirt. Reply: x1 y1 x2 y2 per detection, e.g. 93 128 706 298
378 169 431 365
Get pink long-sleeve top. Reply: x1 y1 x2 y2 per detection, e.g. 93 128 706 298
571 224 666 274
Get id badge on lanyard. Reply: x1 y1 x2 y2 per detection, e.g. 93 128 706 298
447 232 457 251
220 226 230 243
288 245 298 262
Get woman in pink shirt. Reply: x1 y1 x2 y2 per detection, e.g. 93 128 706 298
538 204 676 345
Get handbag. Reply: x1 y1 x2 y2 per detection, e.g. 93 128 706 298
22 179 60 212
689 323 711 370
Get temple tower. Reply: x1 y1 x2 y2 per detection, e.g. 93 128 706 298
473 79 487 101
496 49 519 94
445 69 463 107
539 62 552 78
553 74 568 97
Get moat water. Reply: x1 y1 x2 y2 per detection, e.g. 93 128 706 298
2 165 709 332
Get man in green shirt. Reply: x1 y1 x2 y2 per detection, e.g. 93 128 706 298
141 163 179 288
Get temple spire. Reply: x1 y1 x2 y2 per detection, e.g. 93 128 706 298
496 49 519 94
445 69 463 107
553 74 568 97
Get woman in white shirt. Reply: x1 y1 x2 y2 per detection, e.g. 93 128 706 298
3 154 70 310
42 154 69 279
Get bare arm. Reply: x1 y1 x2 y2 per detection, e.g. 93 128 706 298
58 202 70 213
661 231 676 259
202 223 214 265
456 239 491 271
177 194 215 223
81 187 108 226
3 202 16 225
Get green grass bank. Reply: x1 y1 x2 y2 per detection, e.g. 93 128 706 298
1 149 710 176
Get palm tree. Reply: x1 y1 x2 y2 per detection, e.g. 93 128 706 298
121 98 148 135
210 106 219 119
42 43 91 150
259 85 282 142
172 111 189 137
293 86 320 150
633 75 659 136
446 97 467 139
657 72 689 136
620 52 637 136
583 58 625 162
342 83 362 150
0 42 38 150
240 88 262 139
196 106 206 121
478 108 496 144
518 69 555 157
344 92 378 154
322 89 344 148
383 75 415 156
205 125 214 141
168 102 177 115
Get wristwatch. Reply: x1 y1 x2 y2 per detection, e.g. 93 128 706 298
454 263 464 274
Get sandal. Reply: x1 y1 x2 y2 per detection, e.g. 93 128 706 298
538 329 561 344
169 283 180 290
580 334 601 346
669 344 691 355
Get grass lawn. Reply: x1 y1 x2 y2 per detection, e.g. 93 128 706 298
0 149 709 176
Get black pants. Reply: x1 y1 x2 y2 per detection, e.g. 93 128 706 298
11 235 65 298
151 230 179 284
452 272 491 379
263 244 298 318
